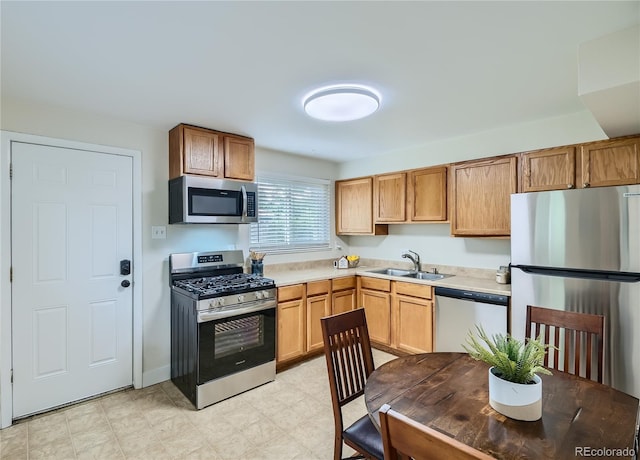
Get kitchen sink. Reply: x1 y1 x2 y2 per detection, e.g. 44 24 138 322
402 272 454 281
366 268 414 277
366 268 454 280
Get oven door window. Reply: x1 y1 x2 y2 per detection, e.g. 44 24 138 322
197 308 275 384
189 187 242 216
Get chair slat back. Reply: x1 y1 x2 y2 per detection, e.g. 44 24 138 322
322 308 375 407
379 404 495 460
526 305 605 383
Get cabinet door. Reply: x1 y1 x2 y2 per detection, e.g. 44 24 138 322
336 177 374 234
332 289 356 315
360 289 391 345
224 135 255 181
306 294 330 353
579 137 640 188
521 147 576 192
183 126 222 177
374 173 406 222
336 178 388 235
394 294 433 354
450 156 517 236
277 299 305 363
408 166 447 222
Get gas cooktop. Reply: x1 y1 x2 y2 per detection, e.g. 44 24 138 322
172 273 276 299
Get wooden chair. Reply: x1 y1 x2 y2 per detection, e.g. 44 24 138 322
379 404 495 460
526 305 605 382
321 308 384 460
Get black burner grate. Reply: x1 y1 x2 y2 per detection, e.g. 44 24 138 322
173 273 275 297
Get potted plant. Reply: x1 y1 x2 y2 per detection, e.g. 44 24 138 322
463 325 552 421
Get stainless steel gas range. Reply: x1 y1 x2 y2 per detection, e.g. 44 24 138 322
169 250 276 409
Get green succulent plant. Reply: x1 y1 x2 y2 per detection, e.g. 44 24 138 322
463 325 553 384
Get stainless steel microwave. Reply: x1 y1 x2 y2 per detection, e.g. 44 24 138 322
169 176 258 224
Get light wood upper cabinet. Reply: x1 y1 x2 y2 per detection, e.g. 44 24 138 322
374 173 406 222
224 135 255 181
578 136 640 188
520 146 576 192
408 166 447 221
169 124 255 181
450 156 517 237
170 125 222 178
336 177 388 235
373 166 447 224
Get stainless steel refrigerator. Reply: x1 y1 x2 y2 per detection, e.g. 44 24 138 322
510 185 640 399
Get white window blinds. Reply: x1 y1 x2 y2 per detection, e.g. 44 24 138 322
250 174 330 252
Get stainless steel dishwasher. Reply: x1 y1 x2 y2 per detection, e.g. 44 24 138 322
434 287 509 352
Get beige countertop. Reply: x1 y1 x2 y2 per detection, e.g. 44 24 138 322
265 261 511 297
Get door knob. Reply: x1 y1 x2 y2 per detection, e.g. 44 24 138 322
121 280 131 288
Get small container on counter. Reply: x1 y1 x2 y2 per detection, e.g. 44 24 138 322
496 265 511 284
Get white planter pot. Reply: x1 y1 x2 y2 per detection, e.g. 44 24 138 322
488 367 542 421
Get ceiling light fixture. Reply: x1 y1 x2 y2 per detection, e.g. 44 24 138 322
303 84 381 122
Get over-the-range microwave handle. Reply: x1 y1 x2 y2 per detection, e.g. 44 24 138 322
241 185 248 220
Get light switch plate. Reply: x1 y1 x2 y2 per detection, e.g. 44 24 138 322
151 226 166 239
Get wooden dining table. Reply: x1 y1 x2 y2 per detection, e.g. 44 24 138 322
364 353 639 459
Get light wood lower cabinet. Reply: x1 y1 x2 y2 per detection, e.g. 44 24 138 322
277 277 357 367
357 277 434 354
331 276 357 314
306 280 331 353
393 281 433 354
358 277 391 345
277 284 306 363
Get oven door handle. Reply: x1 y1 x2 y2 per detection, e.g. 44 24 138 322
197 299 276 323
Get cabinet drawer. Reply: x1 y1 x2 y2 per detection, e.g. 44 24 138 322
394 281 432 300
307 280 330 296
360 277 391 292
278 284 305 302
332 276 356 291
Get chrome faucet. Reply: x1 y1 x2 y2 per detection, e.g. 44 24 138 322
401 250 421 272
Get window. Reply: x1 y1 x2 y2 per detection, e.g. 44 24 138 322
250 174 330 252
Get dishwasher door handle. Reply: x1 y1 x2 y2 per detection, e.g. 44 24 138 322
435 287 509 306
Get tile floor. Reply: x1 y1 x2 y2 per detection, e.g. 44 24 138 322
0 349 397 459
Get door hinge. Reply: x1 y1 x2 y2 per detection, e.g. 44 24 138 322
10 266 13 283
10 369 13 384
9 163 12 180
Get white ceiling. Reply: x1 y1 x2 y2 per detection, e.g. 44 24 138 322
2 1 639 162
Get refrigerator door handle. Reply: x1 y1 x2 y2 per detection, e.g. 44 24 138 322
512 265 640 283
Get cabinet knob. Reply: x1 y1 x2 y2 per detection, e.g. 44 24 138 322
567 184 574 189
583 182 590 188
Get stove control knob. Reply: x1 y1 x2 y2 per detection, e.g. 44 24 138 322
237 294 245 303
209 298 224 308
261 290 270 299
255 291 263 299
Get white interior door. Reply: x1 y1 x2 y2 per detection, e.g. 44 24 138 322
11 141 133 418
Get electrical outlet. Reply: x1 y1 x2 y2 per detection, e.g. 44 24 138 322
151 226 166 239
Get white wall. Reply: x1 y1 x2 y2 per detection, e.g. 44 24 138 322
0 98 610 387
0 97 340 386
338 110 607 270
